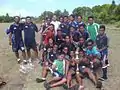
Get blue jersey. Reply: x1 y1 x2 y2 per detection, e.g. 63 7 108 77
23 23 38 43
9 23 23 44
86 46 101 57
69 21 78 29
59 22 69 35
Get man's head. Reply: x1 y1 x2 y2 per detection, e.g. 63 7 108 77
69 26 75 32
79 24 85 32
99 25 106 35
48 38 54 44
48 24 55 31
88 16 94 25
79 37 85 44
69 14 75 21
57 28 62 36
53 44 58 51
70 51 75 57
65 35 70 43
14 16 20 23
79 50 85 57
46 18 51 25
63 47 69 54
26 16 32 24
52 15 57 21
86 39 94 49
64 16 68 23
59 16 64 23
58 53 65 60
77 15 82 22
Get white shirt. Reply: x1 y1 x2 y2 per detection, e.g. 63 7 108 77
51 21 61 35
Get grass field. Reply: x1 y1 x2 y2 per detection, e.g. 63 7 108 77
0 23 120 90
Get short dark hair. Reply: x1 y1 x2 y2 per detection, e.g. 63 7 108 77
88 16 94 20
70 14 75 18
78 15 82 19
26 16 31 19
64 16 68 18
78 24 85 28
86 39 94 46
100 25 106 30
14 16 20 19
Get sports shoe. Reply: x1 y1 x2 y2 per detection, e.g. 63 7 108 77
23 60 27 64
36 78 46 83
17 58 21 64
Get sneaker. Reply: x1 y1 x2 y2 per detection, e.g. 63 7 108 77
44 81 49 88
17 58 21 64
28 58 32 63
36 78 46 83
28 63 34 68
23 60 27 64
62 84 68 89
96 81 102 89
98 77 105 81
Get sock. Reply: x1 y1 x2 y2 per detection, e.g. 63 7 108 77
102 67 107 79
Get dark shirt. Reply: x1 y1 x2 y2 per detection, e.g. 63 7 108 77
9 23 23 44
96 34 108 49
59 42 76 52
23 23 38 43
48 51 58 62
55 34 65 45
79 31 89 40
59 23 69 35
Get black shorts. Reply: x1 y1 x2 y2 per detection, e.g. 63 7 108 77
25 40 37 50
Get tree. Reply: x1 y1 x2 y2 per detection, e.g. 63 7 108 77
72 7 92 21
62 9 69 16
54 10 62 18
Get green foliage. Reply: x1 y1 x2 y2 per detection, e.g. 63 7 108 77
0 0 120 24
0 13 14 23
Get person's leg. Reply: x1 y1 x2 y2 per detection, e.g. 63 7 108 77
102 67 108 79
47 77 62 84
85 68 97 85
76 73 83 86
50 78 67 88
36 66 49 83
27 49 31 59
15 51 19 59
42 66 49 79
67 71 72 88
21 50 26 60
32 47 38 59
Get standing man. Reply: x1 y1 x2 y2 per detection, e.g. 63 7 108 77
9 16 26 64
69 14 78 29
51 15 61 35
87 16 99 41
23 16 39 64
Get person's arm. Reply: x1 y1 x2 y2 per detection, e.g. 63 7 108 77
8 25 13 45
34 24 38 32
52 60 57 71
65 60 69 76
99 36 108 51
9 33 12 45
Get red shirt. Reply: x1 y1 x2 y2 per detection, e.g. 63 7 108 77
44 30 54 45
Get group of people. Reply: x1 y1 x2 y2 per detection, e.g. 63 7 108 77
6 14 109 90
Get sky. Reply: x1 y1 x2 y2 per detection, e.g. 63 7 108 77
0 0 119 17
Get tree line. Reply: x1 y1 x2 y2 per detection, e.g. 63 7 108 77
0 0 120 24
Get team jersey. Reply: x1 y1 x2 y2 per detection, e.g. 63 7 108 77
87 23 99 41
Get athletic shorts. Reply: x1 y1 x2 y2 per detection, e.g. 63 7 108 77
53 71 65 78
25 39 37 50
12 41 25 52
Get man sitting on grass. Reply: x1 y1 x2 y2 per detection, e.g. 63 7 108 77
44 53 69 90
